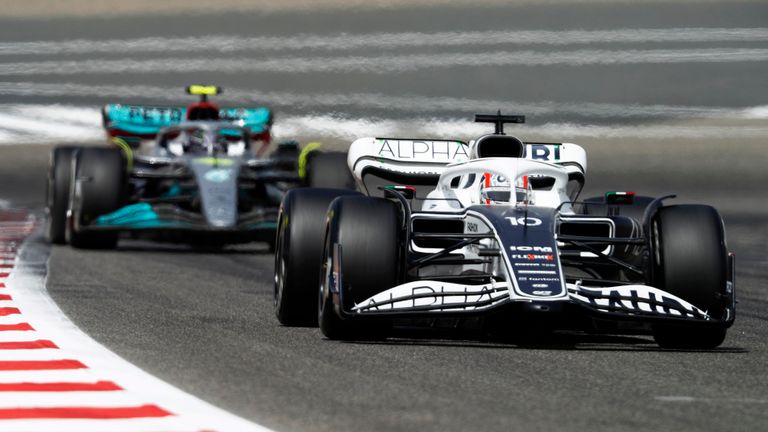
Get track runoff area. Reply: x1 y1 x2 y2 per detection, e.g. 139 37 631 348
0 211 271 432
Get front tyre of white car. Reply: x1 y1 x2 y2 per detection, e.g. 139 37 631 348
318 196 401 340
273 188 361 327
651 204 729 349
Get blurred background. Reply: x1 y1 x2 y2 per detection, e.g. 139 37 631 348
0 0 766 209
0 2 765 431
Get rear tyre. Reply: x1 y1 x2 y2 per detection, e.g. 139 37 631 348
306 151 355 190
46 146 79 244
274 188 361 326
650 205 728 349
66 148 126 249
319 196 400 340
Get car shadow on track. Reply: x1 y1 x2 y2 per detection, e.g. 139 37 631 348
107 240 273 255
342 329 748 354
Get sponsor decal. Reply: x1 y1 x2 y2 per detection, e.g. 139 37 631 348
466 222 478 232
569 285 708 319
505 216 543 227
509 245 553 252
532 290 553 295
511 253 555 261
377 139 469 161
532 284 550 288
204 169 232 183
353 281 509 312
528 144 561 161
514 262 541 267
517 270 557 274
126 105 183 122
519 277 561 282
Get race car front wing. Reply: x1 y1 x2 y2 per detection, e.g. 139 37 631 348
347 278 734 327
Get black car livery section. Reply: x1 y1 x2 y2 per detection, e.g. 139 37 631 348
467 205 566 298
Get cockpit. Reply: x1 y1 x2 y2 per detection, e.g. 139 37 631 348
158 123 250 157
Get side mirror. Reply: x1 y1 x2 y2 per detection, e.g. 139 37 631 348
605 191 635 205
381 185 416 200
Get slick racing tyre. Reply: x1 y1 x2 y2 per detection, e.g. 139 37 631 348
319 196 400 340
66 148 126 249
46 146 79 244
650 205 728 349
274 188 361 326
306 151 356 190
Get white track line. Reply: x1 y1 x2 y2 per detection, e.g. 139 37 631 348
273 116 768 141
1 83 767 121
0 369 102 383
0 28 765 55
0 331 50 342
1 102 768 145
0 350 73 361
0 48 767 76
0 391 149 407
0 418 213 432
656 396 768 404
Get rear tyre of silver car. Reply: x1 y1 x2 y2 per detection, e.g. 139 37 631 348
319 196 400 340
650 205 728 349
274 188 361 326
66 148 126 249
306 151 356 190
46 146 79 244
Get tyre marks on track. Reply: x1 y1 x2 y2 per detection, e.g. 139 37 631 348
0 210 273 432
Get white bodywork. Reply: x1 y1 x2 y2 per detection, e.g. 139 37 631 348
343 135 710 320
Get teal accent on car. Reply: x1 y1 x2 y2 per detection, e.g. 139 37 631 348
103 104 272 135
219 107 271 133
245 221 278 230
95 203 170 228
103 104 184 135
162 183 182 198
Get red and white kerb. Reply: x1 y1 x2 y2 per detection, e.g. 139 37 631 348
0 210 270 432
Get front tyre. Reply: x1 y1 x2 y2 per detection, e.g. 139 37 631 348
46 146 79 244
319 196 401 340
274 188 361 326
651 204 729 349
66 148 126 249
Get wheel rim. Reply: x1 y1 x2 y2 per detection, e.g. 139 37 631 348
319 229 333 316
275 255 286 307
273 220 286 307
652 219 662 267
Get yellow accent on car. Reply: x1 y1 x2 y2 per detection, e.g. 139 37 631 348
111 137 134 171
193 157 235 166
187 85 220 96
298 142 323 179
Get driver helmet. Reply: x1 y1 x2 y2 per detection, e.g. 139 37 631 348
479 173 533 205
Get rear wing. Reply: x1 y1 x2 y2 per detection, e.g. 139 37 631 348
102 104 272 140
348 137 587 197
517 142 587 174
348 137 470 195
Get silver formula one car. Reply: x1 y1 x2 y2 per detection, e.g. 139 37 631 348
46 86 351 249
274 113 735 349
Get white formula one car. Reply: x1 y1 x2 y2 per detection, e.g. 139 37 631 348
274 113 735 349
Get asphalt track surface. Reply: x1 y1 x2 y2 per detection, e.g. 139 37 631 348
1 2 767 431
